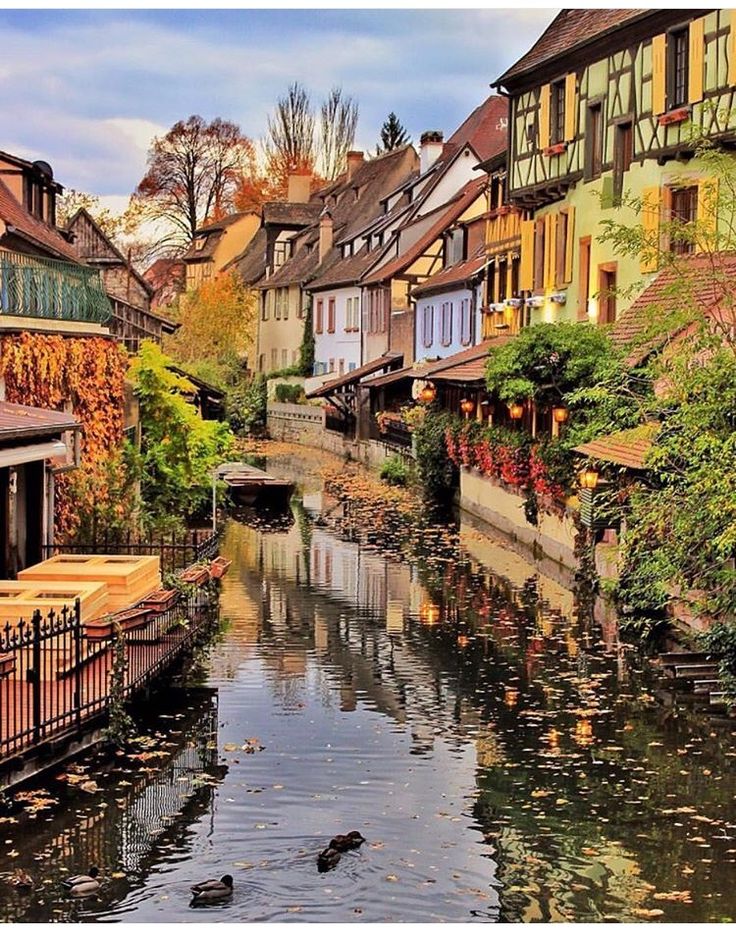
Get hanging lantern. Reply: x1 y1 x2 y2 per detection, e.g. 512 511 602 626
460 398 475 418
552 405 569 424
508 402 524 420
578 468 599 490
418 382 436 405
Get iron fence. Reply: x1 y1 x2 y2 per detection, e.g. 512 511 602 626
0 584 214 769
371 417 413 451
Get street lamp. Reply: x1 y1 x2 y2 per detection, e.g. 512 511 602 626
578 468 600 489
552 405 569 424
417 382 437 405
508 402 524 420
460 398 475 420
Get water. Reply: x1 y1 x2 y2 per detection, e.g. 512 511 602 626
2 446 736 923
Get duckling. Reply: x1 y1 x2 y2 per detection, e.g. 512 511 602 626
10 868 33 890
190 874 234 903
62 867 101 898
329 830 366 852
317 846 341 873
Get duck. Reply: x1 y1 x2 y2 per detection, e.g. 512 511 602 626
10 868 33 890
329 831 366 852
190 874 234 903
317 846 341 873
62 866 101 898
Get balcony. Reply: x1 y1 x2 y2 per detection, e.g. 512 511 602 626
0 251 112 325
371 415 413 451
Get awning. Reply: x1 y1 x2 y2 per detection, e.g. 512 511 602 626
0 401 80 443
361 365 415 389
574 423 660 470
0 439 68 469
306 352 403 399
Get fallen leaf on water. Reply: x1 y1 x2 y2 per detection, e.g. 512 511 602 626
633 909 665 919
653 891 692 903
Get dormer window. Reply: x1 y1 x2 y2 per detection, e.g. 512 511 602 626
194 236 206 251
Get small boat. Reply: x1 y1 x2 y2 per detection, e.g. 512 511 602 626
223 466 295 509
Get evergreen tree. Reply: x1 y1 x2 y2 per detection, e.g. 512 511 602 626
376 113 411 154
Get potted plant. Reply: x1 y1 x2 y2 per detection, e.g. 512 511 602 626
181 563 211 587
138 588 180 613
85 607 151 641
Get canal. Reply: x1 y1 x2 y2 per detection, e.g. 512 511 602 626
1 444 735 924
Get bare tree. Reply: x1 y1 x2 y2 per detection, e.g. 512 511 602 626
135 115 255 245
264 83 316 193
319 87 359 180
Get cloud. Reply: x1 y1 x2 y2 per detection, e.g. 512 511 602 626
0 9 557 196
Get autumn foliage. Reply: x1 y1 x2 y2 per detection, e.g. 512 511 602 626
0 333 128 537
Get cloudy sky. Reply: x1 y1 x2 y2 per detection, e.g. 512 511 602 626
0 8 557 212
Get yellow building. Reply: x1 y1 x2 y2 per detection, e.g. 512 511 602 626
183 211 260 292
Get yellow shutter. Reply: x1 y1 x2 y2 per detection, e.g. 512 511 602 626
506 251 513 297
564 73 577 141
697 177 719 251
539 84 551 151
651 33 667 115
730 11 736 86
564 206 575 284
519 220 535 291
545 214 557 291
641 186 661 273
689 18 705 104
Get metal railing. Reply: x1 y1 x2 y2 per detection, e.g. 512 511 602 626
0 250 112 324
372 417 413 451
325 410 355 435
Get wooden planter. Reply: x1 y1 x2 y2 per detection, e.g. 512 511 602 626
209 557 232 580
138 588 180 613
181 565 211 587
84 607 151 641
0 652 16 678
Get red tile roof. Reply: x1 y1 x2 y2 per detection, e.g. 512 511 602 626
412 245 487 298
574 423 659 470
416 336 511 383
306 352 403 399
496 9 649 88
0 401 80 442
363 177 486 286
0 178 80 262
443 94 509 163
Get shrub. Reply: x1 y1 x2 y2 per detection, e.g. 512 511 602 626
413 410 458 500
274 383 303 404
228 373 267 436
380 455 409 487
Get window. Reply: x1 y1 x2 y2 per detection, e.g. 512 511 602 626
274 287 288 320
460 298 472 346
598 263 617 324
555 211 568 289
422 305 434 347
670 185 698 255
274 241 290 268
586 103 603 180
668 27 689 109
271 348 278 370
194 236 206 251
345 296 359 332
348 361 356 372
440 302 453 346
445 228 465 266
315 299 324 334
551 79 566 145
526 121 537 148
261 293 269 321
327 297 336 333
578 237 591 320
613 121 633 205
338 359 345 375
329 358 335 373
281 348 288 368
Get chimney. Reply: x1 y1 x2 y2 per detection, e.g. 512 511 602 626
420 131 444 174
346 150 365 181
287 171 311 203
319 211 333 263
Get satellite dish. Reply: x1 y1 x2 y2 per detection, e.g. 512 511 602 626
32 160 53 179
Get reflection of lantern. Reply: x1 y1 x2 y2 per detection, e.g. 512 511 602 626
574 717 594 747
457 634 470 648
460 398 475 419
508 402 524 420
419 601 440 626
578 468 600 489
416 382 437 405
552 405 569 424
504 687 519 707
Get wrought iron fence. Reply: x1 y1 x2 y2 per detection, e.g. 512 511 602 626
43 528 221 576
0 584 214 769
0 250 112 324
371 417 413 451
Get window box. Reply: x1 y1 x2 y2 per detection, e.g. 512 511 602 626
543 142 567 157
658 107 689 126
209 556 232 580
181 564 211 587
84 607 151 641
138 589 180 613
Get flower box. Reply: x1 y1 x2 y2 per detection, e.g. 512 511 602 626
658 107 689 126
181 564 211 587
84 607 151 641
543 142 568 157
0 652 16 678
138 589 180 613
209 557 232 580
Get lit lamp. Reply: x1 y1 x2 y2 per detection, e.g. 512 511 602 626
552 405 569 424
508 402 524 420
460 398 475 420
418 382 436 405
578 468 599 490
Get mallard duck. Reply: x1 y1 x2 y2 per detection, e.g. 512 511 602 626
317 847 341 873
62 867 101 898
190 875 233 903
329 831 366 852
10 869 33 890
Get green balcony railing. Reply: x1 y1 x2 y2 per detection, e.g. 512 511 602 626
0 250 112 325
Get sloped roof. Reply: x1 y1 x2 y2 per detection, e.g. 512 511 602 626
360 365 415 389
412 245 487 298
262 201 322 226
306 352 403 399
228 228 268 285
184 211 256 260
67 208 154 298
0 177 80 262
414 336 511 381
443 94 509 164
0 401 80 442
611 253 736 363
363 176 486 285
496 9 649 87
574 422 660 470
